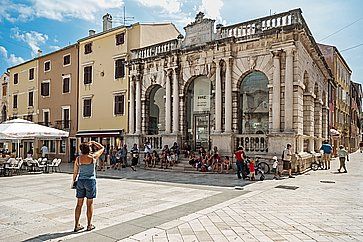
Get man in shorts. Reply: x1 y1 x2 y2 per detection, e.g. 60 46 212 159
320 140 332 170
282 143 294 178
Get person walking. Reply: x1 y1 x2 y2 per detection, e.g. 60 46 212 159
130 143 139 171
320 140 333 169
234 146 246 179
282 143 294 178
272 156 279 180
72 140 104 232
338 145 349 173
40 143 49 159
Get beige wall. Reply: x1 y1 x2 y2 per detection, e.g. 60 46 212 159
8 59 38 122
38 45 78 137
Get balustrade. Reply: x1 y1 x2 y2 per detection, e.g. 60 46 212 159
142 135 163 150
234 134 268 153
220 9 301 39
131 39 178 59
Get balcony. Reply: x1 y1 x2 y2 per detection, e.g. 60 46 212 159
53 120 71 131
38 121 51 127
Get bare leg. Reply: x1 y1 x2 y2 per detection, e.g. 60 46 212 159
75 198 84 228
86 198 94 227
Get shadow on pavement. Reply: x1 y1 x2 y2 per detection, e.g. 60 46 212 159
23 231 80 242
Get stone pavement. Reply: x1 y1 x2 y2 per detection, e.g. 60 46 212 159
0 152 362 241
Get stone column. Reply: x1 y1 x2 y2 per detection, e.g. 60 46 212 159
303 92 315 152
172 69 179 134
272 51 281 132
224 58 232 133
129 76 135 134
135 75 142 134
284 48 294 132
314 99 323 150
165 70 171 134
322 106 328 140
215 60 222 133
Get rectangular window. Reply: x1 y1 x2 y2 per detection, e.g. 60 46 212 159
63 54 71 65
41 82 50 96
116 33 125 45
50 140 56 153
114 94 125 115
14 73 18 84
83 99 92 117
59 139 66 153
115 59 125 79
2 85 7 96
29 68 34 80
43 111 49 126
85 43 92 54
13 95 18 108
63 108 70 129
63 77 70 93
84 66 92 84
28 91 34 107
44 61 51 72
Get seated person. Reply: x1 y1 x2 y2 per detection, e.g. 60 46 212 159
160 145 170 169
221 156 231 174
151 150 159 168
188 152 197 167
143 153 152 168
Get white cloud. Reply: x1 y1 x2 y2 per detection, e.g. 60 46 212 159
0 0 124 22
198 0 224 22
137 0 182 14
49 45 61 51
11 28 48 57
0 46 25 66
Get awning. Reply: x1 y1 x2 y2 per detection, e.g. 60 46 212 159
76 130 124 137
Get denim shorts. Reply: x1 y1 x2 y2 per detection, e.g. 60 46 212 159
76 179 96 199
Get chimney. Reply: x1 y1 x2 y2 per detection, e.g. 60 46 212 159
37 49 42 57
89 29 96 36
103 13 112 31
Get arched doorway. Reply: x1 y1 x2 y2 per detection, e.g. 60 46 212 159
185 76 213 150
239 71 269 134
146 85 165 135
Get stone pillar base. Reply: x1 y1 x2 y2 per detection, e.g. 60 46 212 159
210 133 234 155
162 133 181 148
267 132 296 156
125 134 143 150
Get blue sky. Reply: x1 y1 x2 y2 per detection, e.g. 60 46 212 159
0 0 362 83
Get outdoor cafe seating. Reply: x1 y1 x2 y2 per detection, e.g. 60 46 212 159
0 156 62 176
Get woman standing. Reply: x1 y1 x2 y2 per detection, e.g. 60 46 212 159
72 140 104 232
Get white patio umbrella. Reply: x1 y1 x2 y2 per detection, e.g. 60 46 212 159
0 118 69 157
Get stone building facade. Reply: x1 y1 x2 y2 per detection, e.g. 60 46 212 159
0 72 9 123
126 9 332 169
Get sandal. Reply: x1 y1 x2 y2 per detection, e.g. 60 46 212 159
74 225 84 232
87 224 96 231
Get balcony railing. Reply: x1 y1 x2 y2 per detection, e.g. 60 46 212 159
235 134 268 153
131 39 179 60
219 9 302 40
53 120 71 131
38 121 51 127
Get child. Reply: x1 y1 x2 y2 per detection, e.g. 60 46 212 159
338 145 348 173
249 159 255 181
272 156 279 179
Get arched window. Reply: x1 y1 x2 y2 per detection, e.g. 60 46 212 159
239 71 269 134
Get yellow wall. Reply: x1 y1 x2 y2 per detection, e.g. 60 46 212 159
8 59 39 122
78 27 129 132
78 23 180 133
